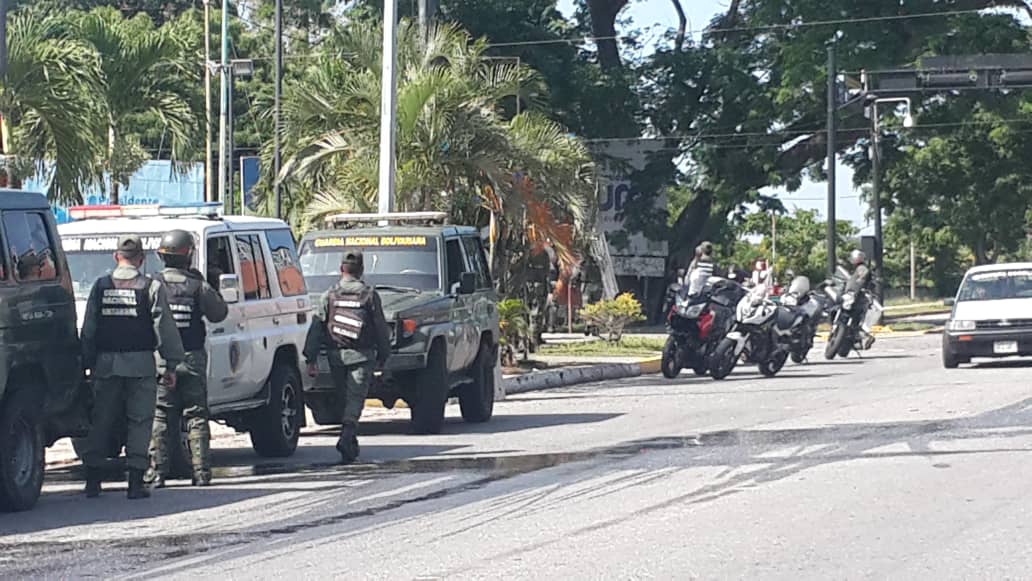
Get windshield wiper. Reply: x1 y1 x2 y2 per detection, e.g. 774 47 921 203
374 284 422 294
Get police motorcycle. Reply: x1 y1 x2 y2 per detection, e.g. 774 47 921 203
778 276 825 364
708 280 794 380
661 270 746 379
822 267 883 360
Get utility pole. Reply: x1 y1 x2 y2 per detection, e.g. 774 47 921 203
217 0 229 205
910 238 916 301
378 0 398 216
273 0 283 219
0 0 8 187
871 123 882 303
826 44 837 277
203 0 213 203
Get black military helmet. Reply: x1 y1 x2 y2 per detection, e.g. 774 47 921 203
158 229 195 264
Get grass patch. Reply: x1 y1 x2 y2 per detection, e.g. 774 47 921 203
884 303 951 318
539 336 666 357
888 322 938 332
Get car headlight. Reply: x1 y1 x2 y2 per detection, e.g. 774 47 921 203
947 320 976 332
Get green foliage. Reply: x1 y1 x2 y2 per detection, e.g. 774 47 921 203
498 298 530 347
578 292 645 343
732 209 859 283
539 335 665 357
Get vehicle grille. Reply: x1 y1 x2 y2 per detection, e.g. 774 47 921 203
975 319 1032 330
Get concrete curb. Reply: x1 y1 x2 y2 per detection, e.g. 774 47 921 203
503 357 661 395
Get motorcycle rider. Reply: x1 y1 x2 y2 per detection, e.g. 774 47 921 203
846 249 873 293
686 242 715 295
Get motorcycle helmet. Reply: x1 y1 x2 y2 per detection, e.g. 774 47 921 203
157 229 195 268
849 249 866 266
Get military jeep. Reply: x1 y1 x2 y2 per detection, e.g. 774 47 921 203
298 212 499 434
0 191 89 511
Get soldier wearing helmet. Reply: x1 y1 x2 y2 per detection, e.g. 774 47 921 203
145 229 228 488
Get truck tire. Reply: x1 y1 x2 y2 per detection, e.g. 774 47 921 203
459 343 495 423
249 363 303 458
0 390 44 512
410 344 448 435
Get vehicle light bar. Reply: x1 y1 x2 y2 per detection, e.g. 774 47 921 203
324 211 448 226
66 202 224 221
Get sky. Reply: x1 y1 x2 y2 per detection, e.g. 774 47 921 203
557 0 870 232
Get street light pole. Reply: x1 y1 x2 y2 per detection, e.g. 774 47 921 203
378 0 398 216
868 97 912 304
273 0 283 219
203 0 213 203
217 0 230 205
826 45 837 277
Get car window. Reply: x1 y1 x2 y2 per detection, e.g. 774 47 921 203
461 236 492 290
236 234 271 301
958 269 1032 301
206 235 236 290
4 211 57 282
445 238 466 289
265 229 306 297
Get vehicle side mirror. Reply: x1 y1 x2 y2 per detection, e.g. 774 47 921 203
219 274 240 304
944 297 955 307
458 272 476 295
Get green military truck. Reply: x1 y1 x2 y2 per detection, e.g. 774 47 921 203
298 212 499 434
0 191 88 511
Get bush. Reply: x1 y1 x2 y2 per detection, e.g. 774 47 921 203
498 298 530 366
578 293 645 343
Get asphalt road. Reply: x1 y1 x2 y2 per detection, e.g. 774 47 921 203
4 334 1032 579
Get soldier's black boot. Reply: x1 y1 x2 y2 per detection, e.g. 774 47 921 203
127 469 151 499
192 470 212 487
144 467 166 489
85 468 102 498
336 423 360 464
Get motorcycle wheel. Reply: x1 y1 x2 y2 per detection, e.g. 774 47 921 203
825 323 847 360
692 362 709 376
709 338 738 381
790 349 808 364
759 350 789 377
661 337 682 379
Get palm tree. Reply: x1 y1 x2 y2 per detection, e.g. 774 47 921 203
0 7 104 203
70 7 199 203
271 19 595 292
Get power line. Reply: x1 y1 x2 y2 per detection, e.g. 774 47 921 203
483 8 1001 48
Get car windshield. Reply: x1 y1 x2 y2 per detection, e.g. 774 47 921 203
64 251 165 300
298 235 441 294
957 269 1032 302
61 233 167 299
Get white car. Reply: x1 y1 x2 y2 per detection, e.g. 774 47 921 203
59 202 311 462
942 262 1032 368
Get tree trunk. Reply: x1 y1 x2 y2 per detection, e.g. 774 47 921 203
585 0 629 70
670 0 687 51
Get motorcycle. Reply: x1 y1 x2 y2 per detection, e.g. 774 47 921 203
661 277 745 379
779 276 825 364
709 283 794 380
822 269 883 360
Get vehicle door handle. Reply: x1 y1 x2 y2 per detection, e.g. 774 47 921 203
212 327 226 335
272 317 281 326
237 322 246 330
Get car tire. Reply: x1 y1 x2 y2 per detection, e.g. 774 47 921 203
459 343 495 423
0 390 45 512
410 344 448 435
249 363 303 458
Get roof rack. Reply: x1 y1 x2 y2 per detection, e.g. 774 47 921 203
67 202 224 221
324 211 448 227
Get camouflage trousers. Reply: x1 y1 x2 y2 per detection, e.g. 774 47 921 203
83 375 157 471
149 351 210 478
329 361 374 425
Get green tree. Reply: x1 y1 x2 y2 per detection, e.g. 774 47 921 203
69 7 200 202
0 7 104 202
733 208 858 283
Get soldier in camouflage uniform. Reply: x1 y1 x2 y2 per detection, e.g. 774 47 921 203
146 229 228 488
303 251 390 464
81 235 185 499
